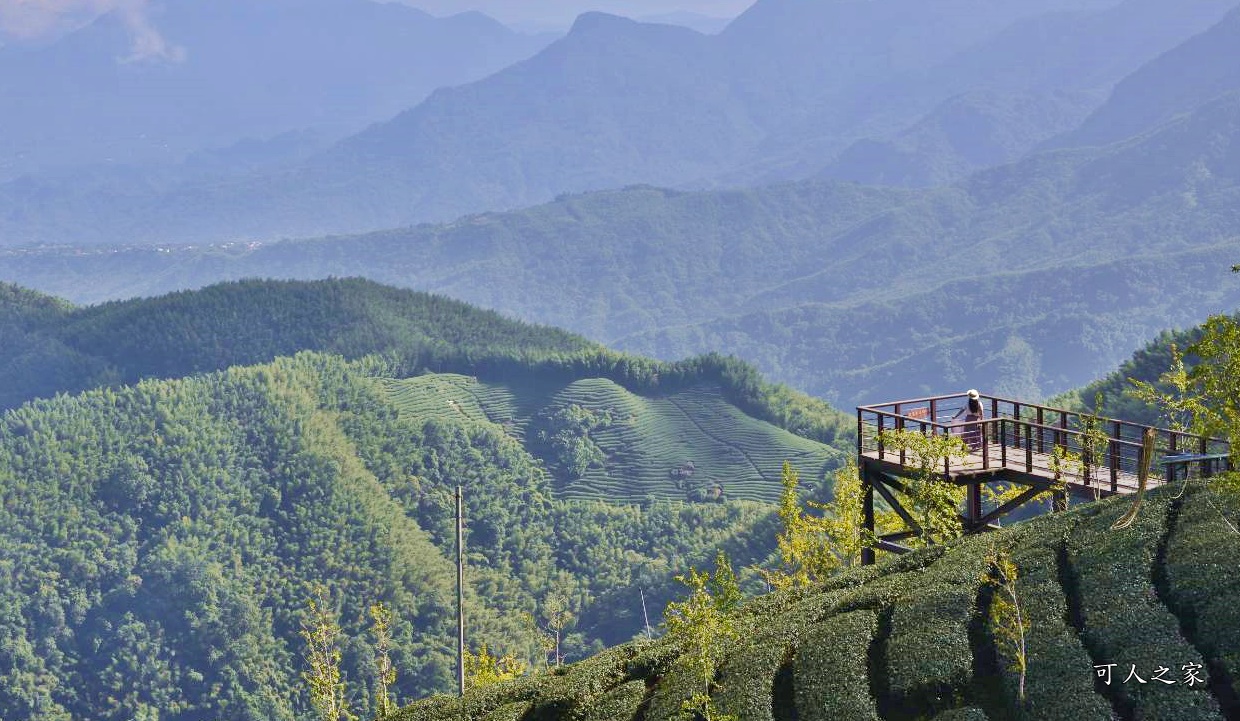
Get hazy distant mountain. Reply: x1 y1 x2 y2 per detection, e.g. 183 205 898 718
1055 3 1240 149
2 0 1237 248
802 0 1240 185
636 10 732 34
0 0 1141 245
396 0 753 30
7 87 1240 403
816 90 1100 187
0 0 550 180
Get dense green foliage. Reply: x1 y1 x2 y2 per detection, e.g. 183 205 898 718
1059 311 1240 431
0 277 596 410
1056 325 1205 425
0 351 817 719
396 483 1240 721
0 280 858 719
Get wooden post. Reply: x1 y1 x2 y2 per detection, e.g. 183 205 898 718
967 482 982 530
982 421 990 469
1037 407 1045 453
1026 421 1034 473
861 464 876 566
1110 422 1120 490
896 404 906 466
456 485 466 697
856 409 863 457
1000 419 1007 467
877 414 886 461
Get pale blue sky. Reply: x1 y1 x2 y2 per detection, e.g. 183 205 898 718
0 0 755 41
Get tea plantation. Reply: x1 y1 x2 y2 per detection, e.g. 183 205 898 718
394 481 1240 720
383 374 842 504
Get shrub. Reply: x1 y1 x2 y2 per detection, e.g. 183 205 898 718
576 680 648 721
930 708 988 721
883 545 991 715
482 702 532 721
387 676 543 721
1002 543 1111 721
526 645 639 720
792 610 881 721
1065 494 1220 720
1161 481 1240 714
642 663 704 721
714 628 796 721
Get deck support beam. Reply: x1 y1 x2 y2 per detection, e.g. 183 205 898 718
856 391 1230 565
861 462 876 566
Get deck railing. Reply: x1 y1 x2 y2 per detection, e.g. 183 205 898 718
857 392 1231 492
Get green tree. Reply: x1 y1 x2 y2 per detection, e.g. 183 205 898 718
764 461 869 589
984 548 1029 704
463 645 528 691
879 429 969 543
664 554 741 721
540 591 576 668
301 586 356 721
369 603 396 719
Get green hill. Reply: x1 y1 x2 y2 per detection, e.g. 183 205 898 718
0 277 597 410
0 348 844 720
395 481 1240 720
0 279 856 719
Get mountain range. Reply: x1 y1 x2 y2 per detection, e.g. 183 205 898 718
6 5 1240 405
1 0 1235 246
0 0 551 181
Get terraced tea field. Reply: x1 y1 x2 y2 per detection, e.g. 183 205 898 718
383 374 844 503
394 481 1240 720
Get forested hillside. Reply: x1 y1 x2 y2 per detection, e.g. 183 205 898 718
0 278 596 410
0 352 780 718
398 482 1240 721
0 280 855 719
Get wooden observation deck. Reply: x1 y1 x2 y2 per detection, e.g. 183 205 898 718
856 392 1231 564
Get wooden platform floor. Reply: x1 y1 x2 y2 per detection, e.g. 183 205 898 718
861 442 1149 495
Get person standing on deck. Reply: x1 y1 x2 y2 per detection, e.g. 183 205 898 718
952 389 984 452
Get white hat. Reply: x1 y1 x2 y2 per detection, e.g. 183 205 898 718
967 389 980 399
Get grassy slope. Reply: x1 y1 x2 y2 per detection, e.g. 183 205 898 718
396 482 1240 721
383 374 841 503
